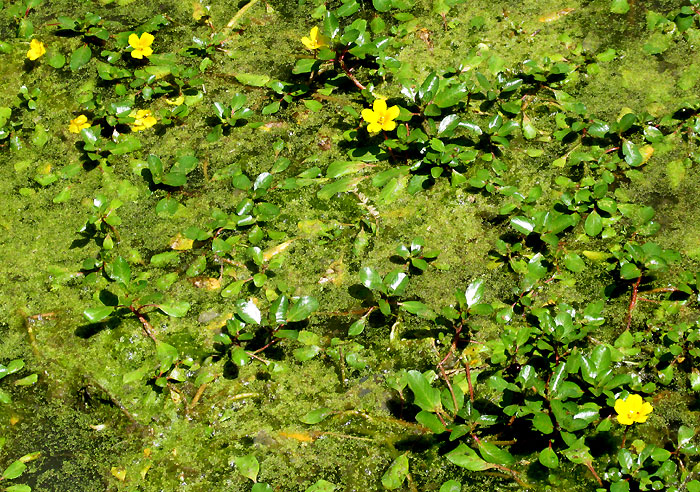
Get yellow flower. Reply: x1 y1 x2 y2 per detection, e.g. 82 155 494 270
26 39 46 61
614 394 653 425
361 98 400 134
69 115 91 133
301 26 325 50
129 109 157 131
128 32 154 59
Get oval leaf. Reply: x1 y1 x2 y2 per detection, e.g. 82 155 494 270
236 299 262 324
381 454 409 490
158 301 191 317
83 306 114 322
286 296 319 323
234 454 259 482
2 460 27 480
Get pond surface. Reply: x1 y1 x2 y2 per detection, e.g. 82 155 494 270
2 0 700 491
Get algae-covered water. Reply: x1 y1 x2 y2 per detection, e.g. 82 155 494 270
3 0 700 491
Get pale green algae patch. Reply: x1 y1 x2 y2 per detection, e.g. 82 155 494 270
2 0 700 491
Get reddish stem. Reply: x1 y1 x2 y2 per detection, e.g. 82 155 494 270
625 275 642 331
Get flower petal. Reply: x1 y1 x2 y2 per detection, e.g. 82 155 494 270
140 32 155 46
385 105 400 120
310 26 319 40
640 401 653 416
382 120 397 131
367 122 382 134
626 394 643 407
373 98 387 113
128 33 140 48
361 109 378 124
614 398 628 415
617 413 633 425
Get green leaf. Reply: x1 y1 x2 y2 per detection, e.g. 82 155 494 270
691 369 700 391
293 58 321 74
293 345 322 362
150 251 180 266
478 441 515 466
236 299 262 324
373 0 392 11
270 295 289 325
301 407 333 424
348 318 366 336
230 347 250 367
262 101 280 115
439 480 462 492
360 266 384 292
406 370 441 412
610 0 630 14
2 460 27 480
337 0 359 17
415 410 447 433
286 296 320 323
70 44 92 71
381 454 409 490
156 342 178 370
622 140 643 166
563 253 585 272
6 484 32 492
158 301 190 317
620 262 642 279
110 135 141 155
326 161 366 178
445 443 493 471
235 73 270 87
539 447 559 469
110 256 131 286
0 388 11 404
384 270 409 296
511 216 535 235
83 306 114 322
610 481 630 492
532 412 554 434
679 425 695 448
14 373 37 386
234 454 259 482
305 480 336 492
317 176 364 199
584 211 603 237
465 279 485 308
400 301 436 320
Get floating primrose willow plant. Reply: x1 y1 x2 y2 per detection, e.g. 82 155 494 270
26 39 46 60
361 99 400 134
128 32 154 59
128 109 157 131
69 115 91 133
301 26 325 50
614 394 653 425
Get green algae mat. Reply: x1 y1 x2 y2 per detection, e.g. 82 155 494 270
4 0 700 490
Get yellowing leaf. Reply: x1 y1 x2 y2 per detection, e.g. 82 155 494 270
538 8 574 22
192 2 206 20
170 233 194 250
165 94 185 106
190 277 221 290
582 250 610 261
111 467 127 481
263 239 294 261
640 144 654 164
